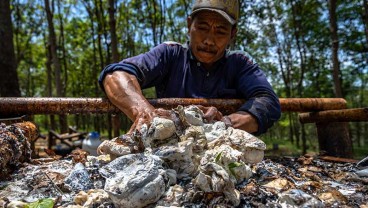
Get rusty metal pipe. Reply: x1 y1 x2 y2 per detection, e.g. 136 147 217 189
0 98 118 116
299 108 368 123
0 97 347 116
279 98 346 111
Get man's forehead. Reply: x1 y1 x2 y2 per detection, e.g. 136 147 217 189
194 11 232 26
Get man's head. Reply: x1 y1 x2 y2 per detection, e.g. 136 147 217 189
187 0 239 69
191 0 239 25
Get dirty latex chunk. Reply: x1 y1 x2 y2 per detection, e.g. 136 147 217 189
72 189 114 208
194 162 240 206
224 127 266 164
153 140 196 179
203 121 227 142
183 105 204 126
147 117 177 141
201 144 252 183
94 105 267 207
278 189 323 207
99 153 168 208
155 184 185 207
97 134 144 159
64 163 94 192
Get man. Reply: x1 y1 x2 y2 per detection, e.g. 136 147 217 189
98 0 281 135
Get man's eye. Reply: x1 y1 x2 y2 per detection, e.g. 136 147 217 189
217 30 228 35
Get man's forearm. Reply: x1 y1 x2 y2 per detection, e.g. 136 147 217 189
103 71 155 121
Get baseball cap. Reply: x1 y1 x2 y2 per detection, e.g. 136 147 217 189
191 0 239 25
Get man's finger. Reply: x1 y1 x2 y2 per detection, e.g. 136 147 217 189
154 108 172 119
221 116 232 127
203 106 223 122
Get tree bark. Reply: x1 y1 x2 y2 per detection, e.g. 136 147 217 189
363 0 368 47
44 0 67 132
57 0 68 97
108 0 119 62
317 122 352 158
328 0 343 98
0 0 21 98
326 0 352 158
45 39 56 131
108 0 121 137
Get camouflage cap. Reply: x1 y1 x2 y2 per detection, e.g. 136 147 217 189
191 0 239 25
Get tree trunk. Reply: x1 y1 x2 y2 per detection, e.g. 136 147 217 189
324 0 352 158
328 0 343 98
44 0 67 132
94 0 112 139
108 0 121 137
108 0 119 62
317 122 353 158
0 0 21 98
363 0 368 46
45 41 56 131
57 0 68 97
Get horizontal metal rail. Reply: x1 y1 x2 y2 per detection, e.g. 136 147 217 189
0 97 347 116
299 108 368 123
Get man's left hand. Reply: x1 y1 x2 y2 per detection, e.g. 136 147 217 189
228 111 259 133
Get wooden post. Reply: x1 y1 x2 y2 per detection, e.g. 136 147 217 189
48 131 54 149
316 122 352 158
299 108 368 158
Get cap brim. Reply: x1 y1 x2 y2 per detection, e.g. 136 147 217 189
190 8 236 25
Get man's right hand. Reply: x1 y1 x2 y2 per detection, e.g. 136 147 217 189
128 108 173 134
103 71 157 132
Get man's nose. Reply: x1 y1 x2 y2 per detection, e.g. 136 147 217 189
203 30 215 46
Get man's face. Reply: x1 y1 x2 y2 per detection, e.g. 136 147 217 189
187 11 235 69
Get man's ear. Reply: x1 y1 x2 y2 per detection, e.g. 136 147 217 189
187 16 193 34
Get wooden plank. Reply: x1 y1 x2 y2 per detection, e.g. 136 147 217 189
299 108 368 123
318 155 358 163
48 129 86 149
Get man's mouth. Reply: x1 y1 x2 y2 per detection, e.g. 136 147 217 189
198 47 216 54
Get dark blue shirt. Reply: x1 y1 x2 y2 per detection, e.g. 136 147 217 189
99 42 281 135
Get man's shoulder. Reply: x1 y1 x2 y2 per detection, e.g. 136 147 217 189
157 41 188 56
226 49 256 65
162 41 183 46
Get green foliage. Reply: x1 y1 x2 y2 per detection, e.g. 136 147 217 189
215 151 223 163
228 162 243 169
25 198 54 208
228 162 243 176
142 87 156 98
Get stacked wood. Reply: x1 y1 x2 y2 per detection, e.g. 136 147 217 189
0 121 38 180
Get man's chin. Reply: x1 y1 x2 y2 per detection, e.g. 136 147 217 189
197 54 216 63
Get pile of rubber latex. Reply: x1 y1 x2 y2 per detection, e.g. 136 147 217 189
0 106 367 207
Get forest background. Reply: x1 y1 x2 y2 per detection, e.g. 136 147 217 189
0 0 367 158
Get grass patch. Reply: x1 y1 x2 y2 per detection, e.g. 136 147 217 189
263 138 305 157
353 145 368 160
